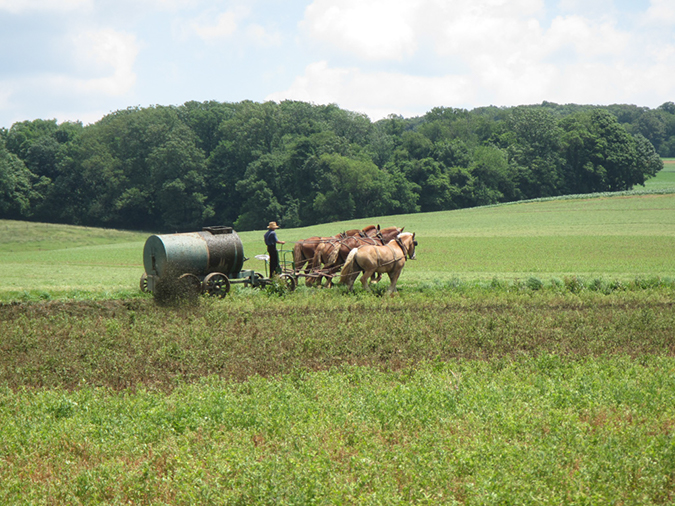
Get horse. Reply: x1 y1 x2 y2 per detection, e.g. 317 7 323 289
309 226 404 287
293 233 343 276
340 232 417 295
326 226 404 277
294 225 380 286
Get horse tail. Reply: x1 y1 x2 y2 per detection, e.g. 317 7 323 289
340 248 360 284
326 242 340 266
293 242 306 269
311 243 325 269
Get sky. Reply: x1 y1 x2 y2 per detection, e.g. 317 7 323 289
1 0 674 129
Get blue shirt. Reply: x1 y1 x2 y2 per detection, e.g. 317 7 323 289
264 229 278 246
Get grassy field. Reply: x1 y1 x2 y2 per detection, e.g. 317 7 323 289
1 167 675 504
645 158 675 190
1 179 675 300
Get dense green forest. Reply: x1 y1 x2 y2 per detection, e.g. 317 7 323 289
0 100 669 232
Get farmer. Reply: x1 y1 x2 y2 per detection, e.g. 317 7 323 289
264 221 285 276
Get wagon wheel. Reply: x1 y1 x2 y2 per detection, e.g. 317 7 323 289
140 273 149 293
204 272 230 298
279 273 297 292
178 273 203 297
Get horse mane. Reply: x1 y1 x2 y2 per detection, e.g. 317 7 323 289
340 248 360 284
361 224 379 237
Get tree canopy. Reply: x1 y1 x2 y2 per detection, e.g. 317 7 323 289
0 100 666 231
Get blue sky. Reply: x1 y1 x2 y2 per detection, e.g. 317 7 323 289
1 0 673 128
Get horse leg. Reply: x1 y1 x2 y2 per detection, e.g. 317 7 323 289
361 269 375 292
387 268 402 295
303 253 315 286
324 265 339 288
346 271 357 291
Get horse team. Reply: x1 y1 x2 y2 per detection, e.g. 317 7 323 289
292 225 417 294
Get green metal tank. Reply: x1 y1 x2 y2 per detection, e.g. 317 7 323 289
143 226 245 280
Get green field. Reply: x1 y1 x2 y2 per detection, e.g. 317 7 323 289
645 158 675 190
2 175 675 504
2 185 675 299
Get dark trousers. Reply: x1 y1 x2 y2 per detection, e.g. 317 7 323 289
267 245 280 275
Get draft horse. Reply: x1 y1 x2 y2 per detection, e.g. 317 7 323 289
340 232 417 295
293 233 343 276
293 225 381 274
310 226 404 287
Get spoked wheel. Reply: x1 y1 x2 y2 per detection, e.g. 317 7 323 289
178 273 203 297
140 273 149 293
204 272 230 298
279 273 297 292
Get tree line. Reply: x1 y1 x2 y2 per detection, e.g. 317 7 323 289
0 100 667 232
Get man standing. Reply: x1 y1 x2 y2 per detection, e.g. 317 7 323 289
264 221 285 276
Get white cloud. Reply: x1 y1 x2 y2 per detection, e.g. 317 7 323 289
641 0 675 26
556 0 615 17
546 15 630 57
301 0 547 62
0 0 91 13
67 29 139 95
2 0 675 129
246 24 282 47
266 61 474 120
182 6 282 49
301 0 421 61
0 27 138 125
135 0 197 10
191 11 239 41
272 0 675 118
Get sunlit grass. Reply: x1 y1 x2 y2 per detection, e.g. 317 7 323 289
645 158 675 190
1 189 675 298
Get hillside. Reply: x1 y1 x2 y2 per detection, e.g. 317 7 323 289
2 184 674 298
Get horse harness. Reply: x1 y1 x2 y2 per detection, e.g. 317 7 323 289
359 238 409 271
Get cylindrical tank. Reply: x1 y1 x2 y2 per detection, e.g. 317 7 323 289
143 226 245 279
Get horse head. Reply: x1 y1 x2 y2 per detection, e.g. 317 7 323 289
397 232 417 260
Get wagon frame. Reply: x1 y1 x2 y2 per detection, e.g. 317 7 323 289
140 226 299 299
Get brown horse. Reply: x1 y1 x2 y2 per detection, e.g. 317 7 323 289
309 226 404 287
294 225 381 285
293 233 343 275
321 227 404 274
340 232 417 294
343 224 379 238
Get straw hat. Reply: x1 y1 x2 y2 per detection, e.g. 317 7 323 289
267 221 280 230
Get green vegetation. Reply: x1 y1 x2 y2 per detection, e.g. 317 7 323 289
646 158 675 190
0 221 147 298
3 290 675 390
3 190 674 299
1 188 674 503
2 355 675 504
1 101 669 232
1 292 675 504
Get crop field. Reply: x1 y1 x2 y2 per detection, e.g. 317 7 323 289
1 172 675 504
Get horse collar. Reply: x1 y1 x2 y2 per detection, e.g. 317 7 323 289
396 236 408 258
